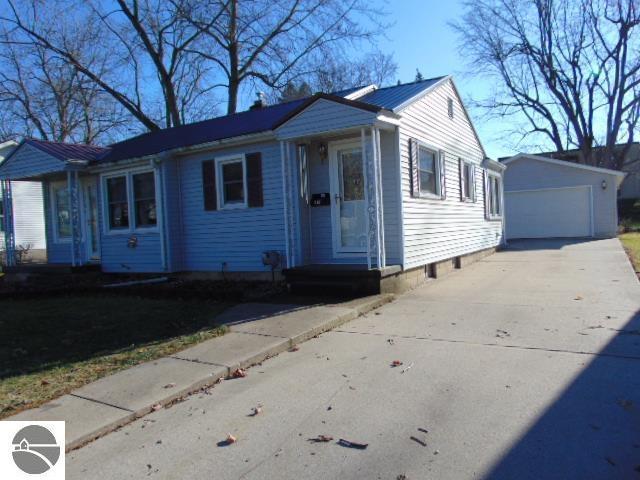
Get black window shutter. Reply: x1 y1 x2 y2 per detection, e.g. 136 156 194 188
202 160 217 211
246 152 263 208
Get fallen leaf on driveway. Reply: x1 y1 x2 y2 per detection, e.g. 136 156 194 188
250 406 262 416
337 438 368 450
163 383 176 389
574 295 583 300
151 403 162 411
391 360 403 367
308 435 333 443
231 369 247 378
401 362 414 374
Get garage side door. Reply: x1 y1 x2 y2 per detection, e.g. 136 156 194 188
505 186 592 239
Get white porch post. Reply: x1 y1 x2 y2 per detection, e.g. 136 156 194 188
67 170 82 267
1 179 16 267
280 141 290 268
373 127 386 268
363 128 381 269
361 129 371 269
375 128 387 268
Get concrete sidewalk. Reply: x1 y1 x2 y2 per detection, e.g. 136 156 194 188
8 295 393 451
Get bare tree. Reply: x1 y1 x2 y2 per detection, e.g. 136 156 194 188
0 25 127 143
453 0 640 169
1 0 221 131
178 0 390 114
276 51 397 102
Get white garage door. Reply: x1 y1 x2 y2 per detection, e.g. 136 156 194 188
505 186 593 239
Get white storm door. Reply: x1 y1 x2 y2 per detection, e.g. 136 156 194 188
329 141 367 255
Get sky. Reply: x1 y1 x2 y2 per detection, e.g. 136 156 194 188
370 0 513 159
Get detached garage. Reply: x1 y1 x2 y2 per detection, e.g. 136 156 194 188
502 154 625 240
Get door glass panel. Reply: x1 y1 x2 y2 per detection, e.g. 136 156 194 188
337 148 366 250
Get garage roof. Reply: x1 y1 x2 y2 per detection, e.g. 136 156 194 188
503 154 626 183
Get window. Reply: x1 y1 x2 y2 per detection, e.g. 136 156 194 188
202 153 263 211
133 172 157 227
216 156 247 209
448 97 454 119
104 170 157 232
487 173 502 219
0 197 4 233
418 145 438 196
106 176 129 229
221 160 244 205
460 160 475 201
51 181 71 239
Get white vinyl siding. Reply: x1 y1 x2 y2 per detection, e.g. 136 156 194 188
398 78 503 269
276 99 378 140
0 181 46 251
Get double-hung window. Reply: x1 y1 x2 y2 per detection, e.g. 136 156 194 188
106 176 129 230
460 160 475 201
104 170 157 232
51 181 71 240
133 172 157 227
486 173 502 219
418 145 439 196
202 152 263 211
219 158 245 208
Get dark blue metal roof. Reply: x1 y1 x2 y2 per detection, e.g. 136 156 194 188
100 99 307 163
358 77 446 111
25 139 108 162
98 77 447 164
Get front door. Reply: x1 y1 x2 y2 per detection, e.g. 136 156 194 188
83 179 100 261
329 141 366 255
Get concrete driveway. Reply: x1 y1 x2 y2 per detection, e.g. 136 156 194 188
67 239 640 480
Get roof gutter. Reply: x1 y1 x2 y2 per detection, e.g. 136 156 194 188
91 131 275 170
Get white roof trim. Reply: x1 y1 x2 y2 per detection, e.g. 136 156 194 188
483 158 506 172
503 153 626 177
0 140 18 150
344 84 377 100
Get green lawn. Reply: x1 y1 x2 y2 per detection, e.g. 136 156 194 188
0 295 228 418
620 232 640 273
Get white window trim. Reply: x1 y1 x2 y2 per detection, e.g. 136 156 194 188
215 154 248 210
460 160 476 202
101 167 160 235
50 180 71 243
417 142 442 199
487 172 503 220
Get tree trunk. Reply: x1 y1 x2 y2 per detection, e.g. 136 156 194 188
226 0 239 115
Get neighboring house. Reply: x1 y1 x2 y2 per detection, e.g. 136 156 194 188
501 154 624 240
538 143 640 200
0 77 506 292
0 140 47 263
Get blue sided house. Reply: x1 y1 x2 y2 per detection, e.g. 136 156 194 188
0 77 506 293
